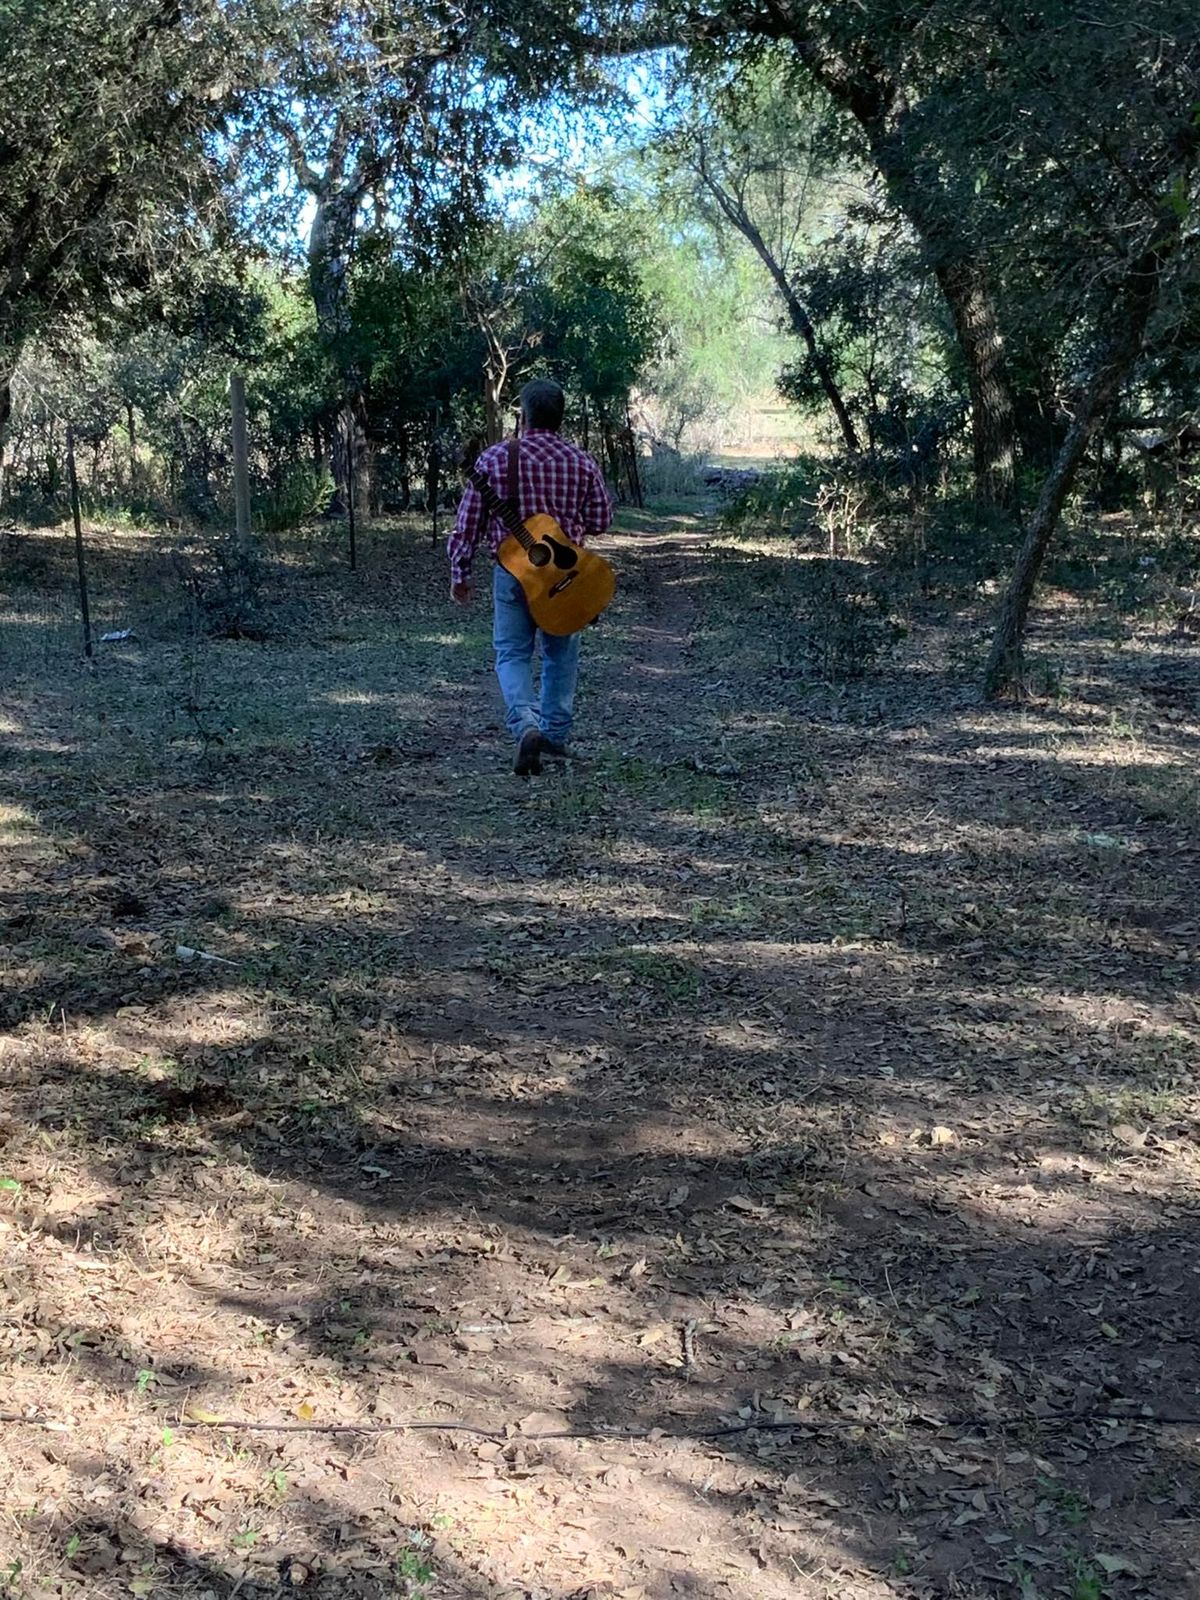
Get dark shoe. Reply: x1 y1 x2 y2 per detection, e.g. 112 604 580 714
514 728 543 776
540 737 571 759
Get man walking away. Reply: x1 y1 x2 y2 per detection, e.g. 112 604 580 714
450 379 614 775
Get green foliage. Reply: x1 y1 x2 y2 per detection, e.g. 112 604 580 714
178 533 279 642
711 544 904 681
254 463 335 533
637 212 787 447
394 1530 436 1596
779 213 965 476
724 460 824 537
0 0 273 411
783 562 905 681
535 187 661 409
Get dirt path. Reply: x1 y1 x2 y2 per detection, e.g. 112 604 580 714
2 510 1200 1600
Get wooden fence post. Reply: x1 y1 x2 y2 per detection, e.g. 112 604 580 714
229 371 252 550
65 425 93 661
345 412 357 572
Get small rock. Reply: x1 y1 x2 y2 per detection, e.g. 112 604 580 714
454 1333 495 1354
1110 1123 1147 1149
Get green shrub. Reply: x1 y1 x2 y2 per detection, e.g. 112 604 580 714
253 463 334 534
785 560 905 680
176 533 280 641
723 459 823 538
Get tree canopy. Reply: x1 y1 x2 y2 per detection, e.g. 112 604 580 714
2 0 1198 687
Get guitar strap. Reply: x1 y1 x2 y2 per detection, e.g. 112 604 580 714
504 436 521 525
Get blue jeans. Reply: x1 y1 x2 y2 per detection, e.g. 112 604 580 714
492 565 581 743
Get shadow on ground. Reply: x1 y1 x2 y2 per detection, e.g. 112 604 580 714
2 514 1199 1598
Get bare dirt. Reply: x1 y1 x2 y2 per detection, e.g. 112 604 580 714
1 508 1199 1600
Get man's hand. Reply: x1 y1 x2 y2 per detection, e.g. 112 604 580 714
451 579 473 607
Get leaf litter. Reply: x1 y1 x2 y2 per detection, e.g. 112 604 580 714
0 512 1199 1597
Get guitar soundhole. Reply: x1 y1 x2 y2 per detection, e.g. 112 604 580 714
529 543 552 568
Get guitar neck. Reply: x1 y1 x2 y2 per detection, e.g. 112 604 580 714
468 467 533 551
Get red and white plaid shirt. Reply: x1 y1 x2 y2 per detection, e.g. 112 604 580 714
449 429 613 587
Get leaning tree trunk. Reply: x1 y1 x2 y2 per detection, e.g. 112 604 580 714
0 332 18 447
691 156 862 456
126 402 138 487
777 38 1022 515
984 212 1186 699
330 393 370 522
769 262 862 456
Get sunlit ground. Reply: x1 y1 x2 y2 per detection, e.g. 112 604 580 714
1 510 1198 1599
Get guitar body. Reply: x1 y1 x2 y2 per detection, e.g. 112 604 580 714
496 513 616 636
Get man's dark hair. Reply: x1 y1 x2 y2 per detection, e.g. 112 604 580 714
520 379 566 432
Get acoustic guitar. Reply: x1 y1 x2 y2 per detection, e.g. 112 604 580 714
466 439 616 636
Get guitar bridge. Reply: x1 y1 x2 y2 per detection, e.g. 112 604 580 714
549 573 578 598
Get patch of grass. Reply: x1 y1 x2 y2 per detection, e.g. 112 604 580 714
543 751 731 825
1073 1080 1189 1132
1102 760 1200 823
1037 1475 1092 1529
687 894 762 928
395 1531 436 1597
1069 1557 1106 1600
596 946 703 1002
695 550 905 683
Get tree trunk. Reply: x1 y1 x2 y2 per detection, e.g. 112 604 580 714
600 413 622 495
769 35 1021 513
229 370 252 551
126 402 137 487
984 215 1185 698
0 333 17 448
331 396 370 520
691 156 861 455
306 163 373 521
936 260 1017 516
483 362 507 446
396 421 411 512
760 256 861 455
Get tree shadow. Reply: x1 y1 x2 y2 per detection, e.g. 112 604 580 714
2 516 1199 1597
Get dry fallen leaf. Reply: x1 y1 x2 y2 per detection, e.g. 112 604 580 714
184 1405 224 1424
637 1324 671 1348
